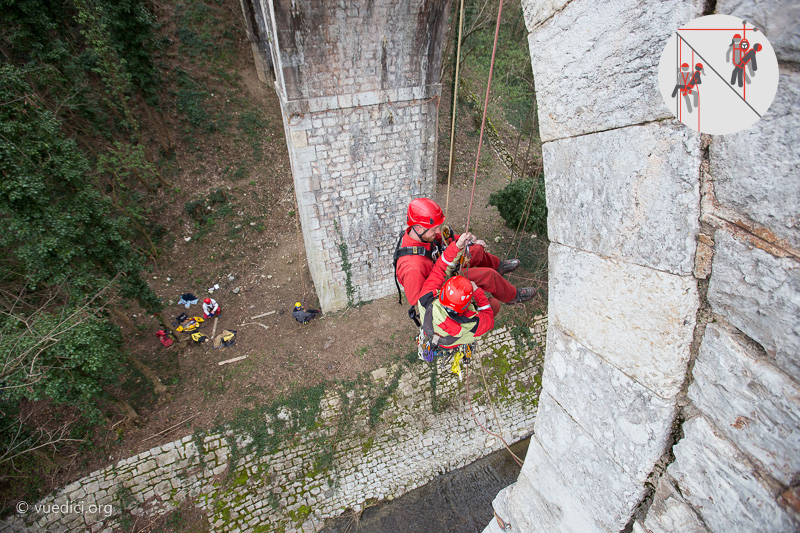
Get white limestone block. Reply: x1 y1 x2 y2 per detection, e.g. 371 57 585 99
527 0 702 141
535 391 645 530
544 123 700 275
642 476 708 533
715 0 800 63
689 322 800 486
549 243 698 399
543 326 675 482
710 70 800 249
669 416 799 532
707 230 800 378
510 438 604 533
521 0 570 32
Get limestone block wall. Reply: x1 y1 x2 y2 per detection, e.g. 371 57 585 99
639 1 800 529
2 322 546 533
259 0 451 311
487 1 800 532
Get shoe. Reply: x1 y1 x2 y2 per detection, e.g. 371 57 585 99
509 287 535 304
497 259 521 275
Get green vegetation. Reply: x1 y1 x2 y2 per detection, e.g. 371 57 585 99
289 504 312 525
488 174 547 237
453 0 535 134
368 366 403 429
0 0 168 501
462 4 534 132
334 221 356 306
223 384 327 457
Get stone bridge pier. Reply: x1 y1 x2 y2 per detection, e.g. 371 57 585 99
255 0 451 311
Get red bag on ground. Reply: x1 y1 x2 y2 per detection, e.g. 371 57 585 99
156 330 174 347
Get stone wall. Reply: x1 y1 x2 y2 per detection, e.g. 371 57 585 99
2 321 546 532
640 1 800 529
259 0 451 311
487 1 800 532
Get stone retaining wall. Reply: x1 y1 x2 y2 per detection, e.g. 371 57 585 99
2 320 545 532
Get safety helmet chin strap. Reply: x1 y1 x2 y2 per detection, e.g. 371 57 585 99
410 225 431 242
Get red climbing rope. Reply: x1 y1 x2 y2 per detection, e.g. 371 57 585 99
465 0 504 234
465 365 523 468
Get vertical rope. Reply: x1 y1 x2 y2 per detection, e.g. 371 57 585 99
445 0 465 219
465 0 504 234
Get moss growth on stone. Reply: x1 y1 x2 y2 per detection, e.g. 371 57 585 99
334 220 356 306
289 504 312 524
230 468 249 488
192 429 208 468
362 436 375 454
368 366 402 428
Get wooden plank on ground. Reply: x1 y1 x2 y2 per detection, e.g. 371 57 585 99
218 355 248 366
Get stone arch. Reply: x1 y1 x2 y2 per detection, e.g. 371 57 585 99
486 1 800 531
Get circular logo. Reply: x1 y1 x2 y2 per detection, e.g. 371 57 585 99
16 501 28 515
658 14 779 134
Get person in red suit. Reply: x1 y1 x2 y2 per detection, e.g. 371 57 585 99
202 297 220 318
394 198 534 316
416 231 496 349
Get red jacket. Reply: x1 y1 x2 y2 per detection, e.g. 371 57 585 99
416 242 494 348
396 229 487 305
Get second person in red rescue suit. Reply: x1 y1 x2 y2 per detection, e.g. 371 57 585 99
395 198 535 314
416 232 495 348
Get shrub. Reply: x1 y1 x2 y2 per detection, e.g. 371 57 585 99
488 174 547 236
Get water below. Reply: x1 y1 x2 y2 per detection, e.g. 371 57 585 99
321 437 529 533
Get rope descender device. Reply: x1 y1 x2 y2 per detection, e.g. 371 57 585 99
416 329 475 380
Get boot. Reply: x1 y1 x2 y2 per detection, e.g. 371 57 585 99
509 287 535 304
497 259 521 275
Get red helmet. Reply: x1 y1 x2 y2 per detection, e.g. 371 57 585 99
204 298 211 304
681 63 689 69
439 276 474 313
733 33 741 39
407 198 445 229
695 63 703 70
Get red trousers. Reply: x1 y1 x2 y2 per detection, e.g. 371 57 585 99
465 246 516 307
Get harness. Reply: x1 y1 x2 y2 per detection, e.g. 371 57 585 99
415 328 475 380
735 46 759 70
415 294 479 379
680 70 693 96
